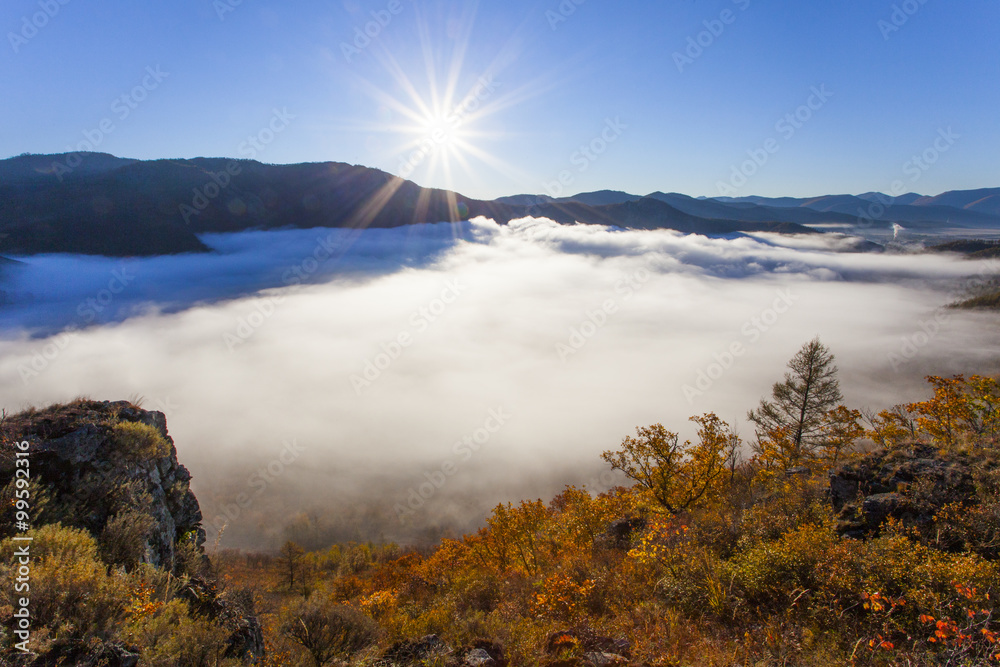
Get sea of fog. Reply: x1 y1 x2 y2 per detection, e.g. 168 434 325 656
1 217 998 549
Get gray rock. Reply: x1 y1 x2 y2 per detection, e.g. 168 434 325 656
464 648 496 667
828 444 986 539
583 652 628 667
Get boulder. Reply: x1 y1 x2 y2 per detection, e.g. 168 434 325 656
446 640 507 667
583 653 629 667
378 634 451 666
828 444 984 538
545 629 631 658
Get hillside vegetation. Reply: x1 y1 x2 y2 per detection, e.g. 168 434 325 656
2 342 1000 666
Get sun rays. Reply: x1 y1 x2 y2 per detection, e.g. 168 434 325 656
337 1 551 200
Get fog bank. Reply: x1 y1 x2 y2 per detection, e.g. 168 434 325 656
2 218 998 548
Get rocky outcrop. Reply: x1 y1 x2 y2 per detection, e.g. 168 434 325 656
446 640 507 667
829 444 985 539
376 634 451 666
0 399 265 665
375 636 509 667
0 399 204 570
545 628 632 660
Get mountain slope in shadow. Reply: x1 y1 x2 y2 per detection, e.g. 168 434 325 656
1 153 818 257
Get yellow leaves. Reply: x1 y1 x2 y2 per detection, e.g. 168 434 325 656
866 406 915 449
905 375 1000 450
125 581 163 622
819 406 864 465
359 589 398 618
474 499 550 575
532 571 596 621
602 414 739 514
626 516 688 567
861 590 905 614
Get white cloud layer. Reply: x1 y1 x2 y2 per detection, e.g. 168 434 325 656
2 217 998 548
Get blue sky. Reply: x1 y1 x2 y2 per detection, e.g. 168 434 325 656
2 0 997 200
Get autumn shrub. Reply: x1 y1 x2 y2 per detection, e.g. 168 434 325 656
734 481 830 547
99 509 155 570
175 529 211 578
907 375 1000 451
0 524 132 647
279 595 380 667
125 598 238 667
451 568 502 614
726 520 861 619
111 420 170 460
340 542 372 575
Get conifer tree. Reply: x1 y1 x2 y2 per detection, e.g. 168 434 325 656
748 337 842 464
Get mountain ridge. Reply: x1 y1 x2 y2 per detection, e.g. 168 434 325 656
0 153 821 257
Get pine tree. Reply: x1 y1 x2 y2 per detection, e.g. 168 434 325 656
748 337 842 464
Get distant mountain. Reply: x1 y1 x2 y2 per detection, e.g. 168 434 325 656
0 154 815 256
554 190 640 207
714 191 1000 227
548 197 818 235
927 239 1000 260
712 195 812 208
857 191 924 206
493 194 554 206
644 192 860 226
506 187 1000 229
911 188 1000 217
495 189 639 207
0 152 138 183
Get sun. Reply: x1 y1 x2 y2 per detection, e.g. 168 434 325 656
333 3 548 196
